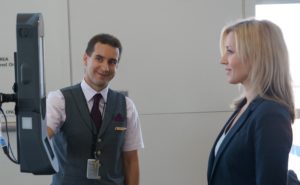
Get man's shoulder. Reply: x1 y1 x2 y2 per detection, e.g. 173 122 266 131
60 83 81 92
108 89 136 107
108 88 124 94
108 89 128 99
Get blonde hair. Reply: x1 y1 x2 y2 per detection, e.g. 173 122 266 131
220 18 295 121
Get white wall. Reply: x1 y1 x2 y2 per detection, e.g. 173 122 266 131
69 0 243 114
256 0 300 3
0 0 255 185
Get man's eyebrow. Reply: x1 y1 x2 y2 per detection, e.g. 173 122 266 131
95 54 104 57
95 54 118 61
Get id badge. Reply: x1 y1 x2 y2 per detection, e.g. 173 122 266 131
86 159 101 179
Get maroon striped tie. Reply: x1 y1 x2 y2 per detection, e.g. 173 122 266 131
90 94 102 130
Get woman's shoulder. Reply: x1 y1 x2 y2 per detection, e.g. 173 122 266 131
252 97 288 112
250 97 291 122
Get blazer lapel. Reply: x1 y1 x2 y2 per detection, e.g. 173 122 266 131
208 98 263 183
207 109 238 181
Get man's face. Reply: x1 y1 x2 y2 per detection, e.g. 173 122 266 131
83 42 119 91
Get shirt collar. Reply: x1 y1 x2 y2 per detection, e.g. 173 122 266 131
81 79 109 103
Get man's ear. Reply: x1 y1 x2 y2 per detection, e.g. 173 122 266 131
83 53 88 65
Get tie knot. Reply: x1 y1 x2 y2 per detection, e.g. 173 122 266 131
93 93 102 104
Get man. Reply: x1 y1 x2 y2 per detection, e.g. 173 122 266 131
47 33 144 185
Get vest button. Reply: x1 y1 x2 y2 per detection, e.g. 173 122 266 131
97 150 101 155
97 138 102 142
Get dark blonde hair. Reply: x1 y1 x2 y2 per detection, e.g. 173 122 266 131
220 18 295 121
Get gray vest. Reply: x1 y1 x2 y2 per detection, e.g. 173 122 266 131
51 84 127 185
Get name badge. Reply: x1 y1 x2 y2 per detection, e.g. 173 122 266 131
86 159 101 179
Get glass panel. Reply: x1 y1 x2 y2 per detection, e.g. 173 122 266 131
256 3 300 178
256 4 300 109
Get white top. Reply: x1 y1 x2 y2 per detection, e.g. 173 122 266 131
46 80 144 152
214 112 239 156
214 133 226 156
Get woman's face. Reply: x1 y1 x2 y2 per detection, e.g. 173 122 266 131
220 31 251 86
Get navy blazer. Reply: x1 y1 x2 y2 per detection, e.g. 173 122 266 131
207 97 292 185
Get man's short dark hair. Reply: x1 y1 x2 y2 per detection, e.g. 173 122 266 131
85 33 122 61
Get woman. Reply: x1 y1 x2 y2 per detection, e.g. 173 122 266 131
207 19 295 185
